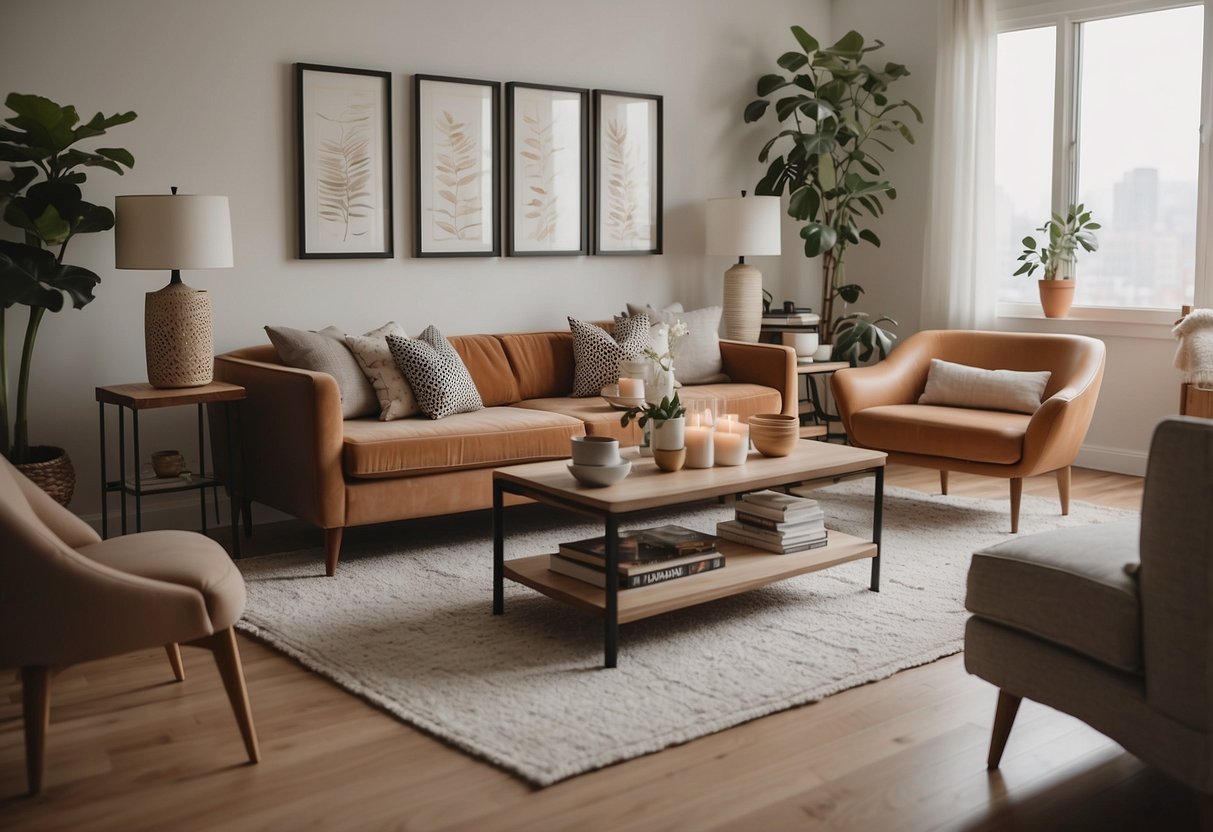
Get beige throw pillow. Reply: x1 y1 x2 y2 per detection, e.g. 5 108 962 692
635 305 727 385
918 358 1051 414
345 322 420 420
265 325 378 419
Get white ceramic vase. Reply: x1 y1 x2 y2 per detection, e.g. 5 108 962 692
651 416 685 451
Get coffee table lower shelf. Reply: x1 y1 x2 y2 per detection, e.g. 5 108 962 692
502 532 876 624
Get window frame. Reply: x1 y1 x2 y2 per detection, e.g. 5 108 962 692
995 0 1212 333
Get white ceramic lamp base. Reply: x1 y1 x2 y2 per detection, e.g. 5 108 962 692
145 281 214 388
722 262 763 342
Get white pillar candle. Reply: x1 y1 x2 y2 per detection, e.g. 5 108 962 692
714 419 749 466
618 377 644 398
684 425 714 468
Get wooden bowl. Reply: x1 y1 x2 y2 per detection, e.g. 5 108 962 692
652 446 686 472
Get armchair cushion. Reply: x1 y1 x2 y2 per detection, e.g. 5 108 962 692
918 358 1051 414
849 404 1030 464
967 520 1143 672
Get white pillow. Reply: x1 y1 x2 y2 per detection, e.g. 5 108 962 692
345 322 420 420
918 358 1051 414
635 305 727 385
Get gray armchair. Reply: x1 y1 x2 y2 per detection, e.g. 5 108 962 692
964 416 1213 806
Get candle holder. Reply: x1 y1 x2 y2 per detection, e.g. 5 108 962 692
684 401 715 468
714 412 750 466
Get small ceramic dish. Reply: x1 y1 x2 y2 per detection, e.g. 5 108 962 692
570 435 621 467
568 459 632 487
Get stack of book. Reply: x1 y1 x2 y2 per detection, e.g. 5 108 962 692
548 524 723 589
716 490 828 553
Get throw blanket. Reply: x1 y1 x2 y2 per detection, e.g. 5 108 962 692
1174 308 1213 385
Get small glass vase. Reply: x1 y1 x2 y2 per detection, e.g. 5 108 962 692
647 362 676 405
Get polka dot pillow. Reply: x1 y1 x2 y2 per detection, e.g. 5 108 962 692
387 326 484 419
568 315 650 397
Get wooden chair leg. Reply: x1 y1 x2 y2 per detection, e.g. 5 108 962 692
988 690 1022 769
1009 478 1023 534
21 666 51 795
1056 466 1071 516
324 527 344 577
190 627 261 763
165 643 185 682
939 470 949 495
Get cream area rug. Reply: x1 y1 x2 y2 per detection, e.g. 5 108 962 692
235 483 1135 786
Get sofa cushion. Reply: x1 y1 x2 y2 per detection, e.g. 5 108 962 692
497 331 575 400
449 334 521 406
388 327 484 420
344 322 420 421
850 404 1030 464
966 520 1143 672
919 358 1051 414
265 325 378 419
342 407 584 478
569 315 649 397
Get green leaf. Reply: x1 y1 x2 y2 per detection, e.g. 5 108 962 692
73 202 115 235
787 186 820 221
1013 262 1034 276
792 73 815 92
1022 236 1037 249
777 51 809 72
837 283 864 303
757 74 789 96
0 166 37 199
858 229 880 247
800 222 837 256
0 241 63 310
744 99 770 123
755 157 790 196
817 153 836 191
825 30 865 61
96 147 135 169
775 95 810 121
790 25 819 54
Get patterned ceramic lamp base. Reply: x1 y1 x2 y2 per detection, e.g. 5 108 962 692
145 281 214 388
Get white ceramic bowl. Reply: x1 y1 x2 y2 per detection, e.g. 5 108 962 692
570 435 622 466
568 459 631 487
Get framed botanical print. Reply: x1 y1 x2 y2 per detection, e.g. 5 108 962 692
414 74 501 257
505 82 589 256
593 90 663 255
295 63 393 258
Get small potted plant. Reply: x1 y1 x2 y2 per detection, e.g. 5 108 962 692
621 393 686 470
1015 203 1100 318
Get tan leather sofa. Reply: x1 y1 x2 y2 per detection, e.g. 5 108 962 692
832 330 1105 532
215 330 796 575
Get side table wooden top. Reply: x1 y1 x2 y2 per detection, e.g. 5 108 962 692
95 381 246 409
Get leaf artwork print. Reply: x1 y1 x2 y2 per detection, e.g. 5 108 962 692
604 117 645 244
316 97 375 242
520 106 562 242
433 110 484 241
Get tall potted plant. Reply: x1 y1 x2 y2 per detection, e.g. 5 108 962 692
1015 203 1100 318
0 93 136 502
744 26 921 363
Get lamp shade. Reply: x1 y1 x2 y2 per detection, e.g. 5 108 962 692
115 194 233 269
705 195 781 257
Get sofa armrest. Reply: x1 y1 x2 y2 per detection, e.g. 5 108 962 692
831 345 929 435
1020 349 1106 476
719 340 798 417
214 351 346 528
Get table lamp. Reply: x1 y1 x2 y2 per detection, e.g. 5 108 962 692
706 192 782 342
115 188 233 388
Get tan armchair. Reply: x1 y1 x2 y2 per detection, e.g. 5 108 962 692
832 330 1105 532
965 417 1213 808
0 455 259 795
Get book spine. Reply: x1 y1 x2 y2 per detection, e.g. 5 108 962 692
734 510 823 532
549 555 724 588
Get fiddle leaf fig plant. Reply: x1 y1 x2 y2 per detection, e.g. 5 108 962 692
1014 203 1100 281
745 26 921 363
0 92 136 463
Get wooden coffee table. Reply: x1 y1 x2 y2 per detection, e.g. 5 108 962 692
492 442 887 667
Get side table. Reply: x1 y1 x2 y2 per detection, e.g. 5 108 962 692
796 361 850 441
96 382 246 556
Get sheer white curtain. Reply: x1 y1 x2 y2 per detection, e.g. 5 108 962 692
920 0 997 330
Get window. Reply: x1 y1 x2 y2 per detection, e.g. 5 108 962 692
995 2 1208 314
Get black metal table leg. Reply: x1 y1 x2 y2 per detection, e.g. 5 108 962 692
493 481 505 615
99 402 108 539
871 466 884 591
604 514 619 668
132 409 142 533
197 404 207 534
225 401 240 557
118 405 128 535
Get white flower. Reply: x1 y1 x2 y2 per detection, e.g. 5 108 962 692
669 320 690 340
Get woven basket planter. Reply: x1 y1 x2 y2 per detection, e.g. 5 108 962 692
16 445 75 506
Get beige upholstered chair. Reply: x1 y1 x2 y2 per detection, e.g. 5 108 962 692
0 455 259 795
965 417 1213 807
833 330 1105 532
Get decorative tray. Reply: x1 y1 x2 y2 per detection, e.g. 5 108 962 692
600 384 645 410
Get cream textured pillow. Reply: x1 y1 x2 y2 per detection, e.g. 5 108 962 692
265 325 378 419
568 315 650 397
918 358 1051 414
345 322 420 420
636 305 727 385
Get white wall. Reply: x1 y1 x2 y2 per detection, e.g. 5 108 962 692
1 0 829 521
834 0 1181 476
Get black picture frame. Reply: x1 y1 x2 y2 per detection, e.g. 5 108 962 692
592 90 663 256
413 74 501 257
505 82 589 256
295 63 393 259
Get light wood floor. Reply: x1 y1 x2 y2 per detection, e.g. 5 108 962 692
3 464 1200 831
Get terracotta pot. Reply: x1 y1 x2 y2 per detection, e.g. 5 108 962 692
1038 279 1075 318
15 445 75 506
653 446 686 472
